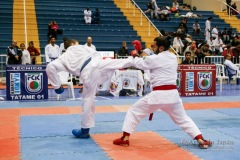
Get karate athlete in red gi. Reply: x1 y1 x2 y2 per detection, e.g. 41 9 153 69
46 39 134 138
113 37 212 149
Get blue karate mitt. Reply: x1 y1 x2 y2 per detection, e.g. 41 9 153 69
55 86 64 94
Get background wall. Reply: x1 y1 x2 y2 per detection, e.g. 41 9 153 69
183 0 240 11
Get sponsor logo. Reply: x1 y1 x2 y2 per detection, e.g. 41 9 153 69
186 72 194 91
177 72 181 89
198 72 212 91
10 73 21 95
123 78 130 87
110 82 117 92
25 73 43 94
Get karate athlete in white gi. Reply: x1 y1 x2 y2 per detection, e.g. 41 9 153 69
205 17 213 42
46 39 134 138
45 37 60 64
113 36 212 149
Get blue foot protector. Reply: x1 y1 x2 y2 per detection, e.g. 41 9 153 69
72 128 90 138
55 86 64 94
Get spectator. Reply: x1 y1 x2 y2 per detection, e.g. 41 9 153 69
231 36 239 47
224 54 239 79
211 26 219 39
231 3 238 15
47 21 53 38
84 7 92 24
172 0 179 12
146 0 159 19
118 41 129 57
45 37 60 64
207 36 216 54
59 37 68 55
173 34 184 55
221 27 230 44
193 21 201 35
6 40 22 64
27 41 40 64
20 43 31 64
183 41 197 61
214 36 224 55
222 44 233 58
201 44 212 63
226 0 232 15
50 21 61 39
232 41 240 63
85 37 96 50
92 8 100 24
178 18 188 34
205 17 213 42
181 51 194 64
195 49 205 64
177 24 186 38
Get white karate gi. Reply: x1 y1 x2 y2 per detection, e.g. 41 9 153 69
122 51 202 139
21 49 31 64
205 19 211 41
84 43 96 50
45 44 60 63
84 10 92 24
173 37 184 54
46 45 134 128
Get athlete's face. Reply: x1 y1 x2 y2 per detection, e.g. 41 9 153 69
152 41 159 54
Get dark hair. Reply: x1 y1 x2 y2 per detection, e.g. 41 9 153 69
185 51 191 56
154 36 171 50
29 41 34 45
64 39 78 49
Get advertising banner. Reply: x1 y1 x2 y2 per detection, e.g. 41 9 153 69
178 65 216 96
6 65 48 100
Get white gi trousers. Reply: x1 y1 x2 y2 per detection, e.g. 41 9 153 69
47 57 134 129
122 90 201 139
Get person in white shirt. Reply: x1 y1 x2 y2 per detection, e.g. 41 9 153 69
45 37 60 64
20 43 31 64
207 36 215 53
205 17 213 42
214 36 224 55
150 0 159 19
84 37 96 50
59 37 68 55
224 54 239 77
173 34 184 55
113 36 212 149
46 39 134 139
193 21 201 35
84 7 92 24
211 26 219 39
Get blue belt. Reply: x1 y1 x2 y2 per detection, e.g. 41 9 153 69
50 57 57 60
80 57 92 72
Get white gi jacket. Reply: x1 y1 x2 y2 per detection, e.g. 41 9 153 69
134 51 181 104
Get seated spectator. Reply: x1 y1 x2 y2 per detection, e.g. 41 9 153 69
231 3 238 15
180 10 202 18
27 41 40 64
214 36 224 55
183 41 197 61
222 44 233 58
84 7 92 24
231 36 239 47
176 24 186 38
145 0 159 19
157 7 170 21
224 54 239 79
92 8 100 24
173 34 184 55
193 21 201 35
201 44 213 63
181 51 194 64
118 41 129 57
207 36 216 54
178 18 188 34
6 40 22 64
50 21 61 39
172 0 179 12
221 27 230 44
195 49 205 64
20 43 31 64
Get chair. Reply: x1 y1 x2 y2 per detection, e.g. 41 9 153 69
56 71 75 100
225 65 237 84
216 64 229 91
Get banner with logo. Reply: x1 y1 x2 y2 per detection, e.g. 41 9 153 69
179 64 216 96
6 65 48 100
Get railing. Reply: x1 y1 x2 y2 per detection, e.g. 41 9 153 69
220 0 240 19
127 0 179 56
23 0 28 46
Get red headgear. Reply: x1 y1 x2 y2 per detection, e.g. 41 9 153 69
132 40 142 51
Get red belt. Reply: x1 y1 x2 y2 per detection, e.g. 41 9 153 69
153 85 177 91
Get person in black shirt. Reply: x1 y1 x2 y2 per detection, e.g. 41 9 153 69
118 41 129 57
6 40 22 64
181 51 194 64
